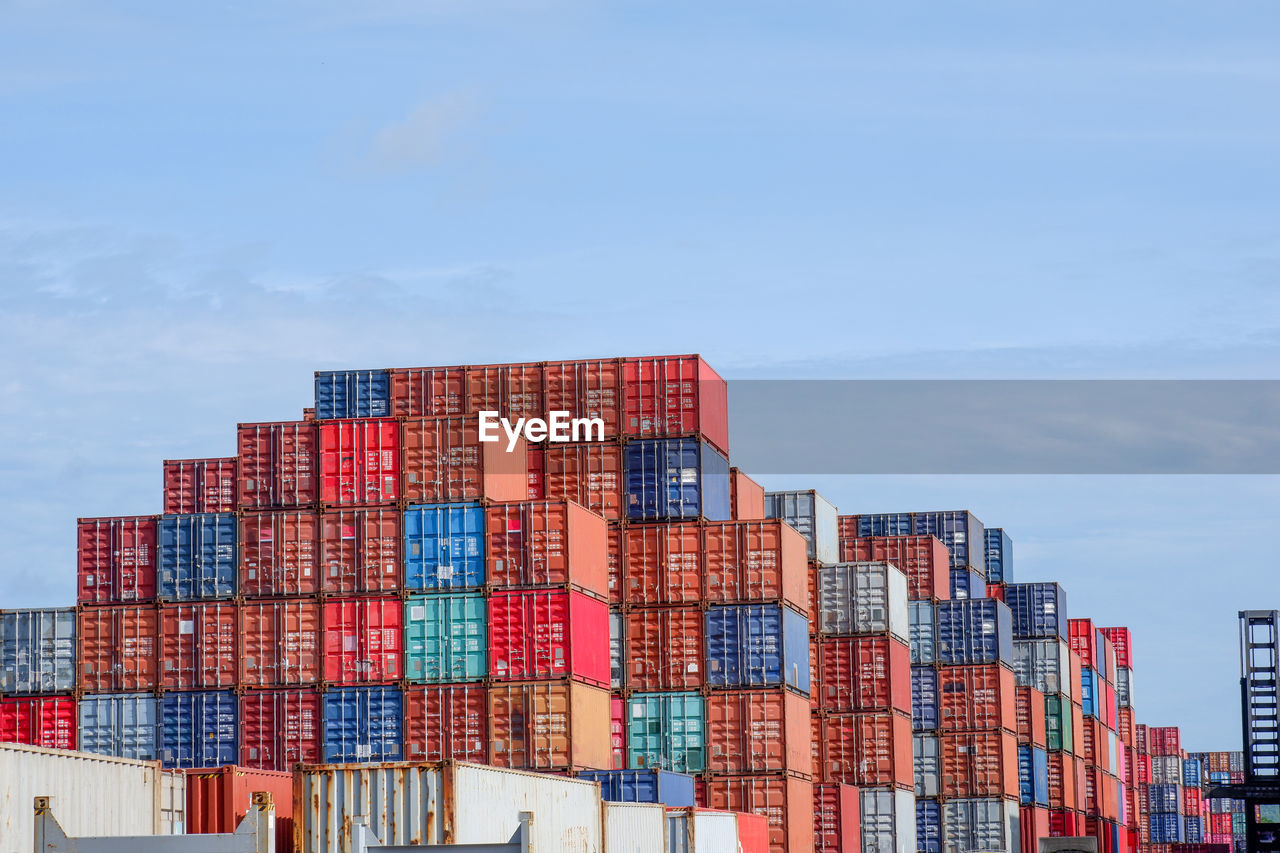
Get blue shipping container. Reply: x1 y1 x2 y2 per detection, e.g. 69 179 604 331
935 599 1013 666
909 602 936 665
912 665 939 731
984 528 1012 584
575 769 697 807
1183 758 1203 786
1185 816 1203 844
1150 813 1183 844
315 369 390 419
1018 746 1050 806
1003 583 1068 640
1149 785 1179 813
912 511 985 572
624 438 730 521
158 513 237 600
403 503 485 589
1081 667 1099 719
704 604 809 694
916 799 942 853
160 690 237 769
949 568 986 600
851 513 912 537
323 686 403 763
78 693 158 761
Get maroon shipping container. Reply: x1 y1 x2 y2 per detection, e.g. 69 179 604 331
318 508 401 594
239 511 320 597
813 711 914 790
237 421 318 509
77 516 158 604
705 775 815 853
606 527 623 606
403 685 488 764
318 419 399 506
622 523 703 605
159 602 238 689
543 358 623 438
388 366 467 418
542 442 624 520
400 417 528 504
488 590 610 686
239 688 321 771
1049 809 1081 838
466 362 545 419
488 679 612 772
937 664 1018 733
1101 627 1132 669
77 604 158 691
485 501 609 598
813 784 860 853
706 689 812 775
940 730 1020 799
321 597 403 684
626 606 704 691
836 534 950 601
702 520 809 612
1148 726 1180 756
239 598 321 687
621 355 729 455
0 696 76 750
814 636 911 715
163 458 237 515
729 467 766 521
185 765 295 853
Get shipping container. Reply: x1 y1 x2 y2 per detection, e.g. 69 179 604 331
839 535 950 602
816 711 914 789
860 787 917 853
625 441 730 528
1047 751 1078 810
612 697 626 769
237 421 318 510
578 768 698 806
321 596 403 683
706 688 811 774
1149 726 1181 756
1004 583 1069 640
77 604 158 692
0 696 75 750
317 507 400 593
1116 666 1132 708
706 774 815 853
912 664 940 730
163 457 237 515
627 606 704 690
814 562 910 641
544 357 623 436
238 511 321 596
77 515 158 603
466 361 546 419
914 733 940 796
910 602 936 665
401 417 527 503
185 765 294 853
736 811 770 853
486 500 609 596
610 611 624 689
543 441 625 519
917 799 942 853
627 691 706 773
764 489 839 564
488 589 609 685
317 418 399 505
489 679 611 771
940 730 1020 799
1068 619 1100 672
938 663 1018 733
703 519 809 610
158 513 237 600
315 369 390 419
404 592 487 683
949 568 986 600
1015 686 1047 747
1019 745 1051 806
943 798 1020 853
815 635 912 715
321 685 402 763
730 468 767 521
1013 638 1073 698
911 511 985 572
705 603 810 694
160 690 238 769
158 602 238 689
936 599 1014 666
666 808 741 853
623 522 704 605
239 597 321 687
77 692 158 761
604 802 667 853
1100 627 1132 669
403 502 485 590
621 355 729 455
984 528 1013 584
239 688 321 771
814 784 860 853
403 684 487 764
388 365 467 418
1 607 75 694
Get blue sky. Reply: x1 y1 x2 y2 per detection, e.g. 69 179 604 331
4 1 1280 748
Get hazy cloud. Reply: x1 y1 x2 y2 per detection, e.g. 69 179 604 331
368 92 479 174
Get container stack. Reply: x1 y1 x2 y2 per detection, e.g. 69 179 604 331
1148 726 1186 846
1101 626 1141 853
984 528 1013 602
0 607 77 750
1068 618 1125 850
1189 750 1246 853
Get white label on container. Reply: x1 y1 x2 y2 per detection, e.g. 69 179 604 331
632 703 645 717
410 606 426 621
438 565 454 580
179 621 195 635
687 662 699 673
680 468 698 483
356 744 372 758
344 636 358 652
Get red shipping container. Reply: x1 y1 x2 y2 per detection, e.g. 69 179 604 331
623 523 703 605
1069 619 1099 671
611 697 626 769
77 516 157 604
239 598 321 687
185 765 294 853
466 362 545 419
1148 726 1180 756
1136 755 1150 785
605 526 623 605
488 679 612 771
626 607 703 690
1021 806 1051 853
1072 702 1086 760
814 711 913 790
702 520 809 612
730 468 767 521
77 604 158 691
318 508 401 594
526 446 545 500
488 589 609 686
706 689 812 775
1016 686 1048 747
159 603 238 689
938 664 1019 733
837 535 950 601
400 417 527 504
1049 809 1080 837
239 688 321 771
1048 752 1078 810
388 365 467 418
0 697 76 750
542 441 624 519
239 511 320 597
543 358 623 438
486 501 609 597
321 597 402 684
163 458 237 514
621 355 730 456
1073 756 1088 816
987 583 1006 602
403 685 487 764
940 729 1020 799
706 775 814 853
318 419 399 506
813 784 859 853
237 421 318 510
814 636 911 715
1082 765 1104 815
734 811 771 853
1184 787 1202 816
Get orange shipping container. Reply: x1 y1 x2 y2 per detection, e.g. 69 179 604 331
1021 806 1051 853
730 468 766 521
938 664 1018 733
836 534 950 601
606 527 623 606
77 604 158 691
706 689 812 776
543 442 624 520
163 458 237 515
1080 719 1110 771
400 417 528 504
403 685 488 764
1073 756 1088 815
814 711 914 790
1117 707 1136 748
388 366 467 418
526 446 544 500
239 511 320 597
626 607 703 690
1016 686 1048 747
940 730 1020 799
237 421 318 510
488 679 612 772
1071 703 1086 758
1047 752 1078 810
239 688 321 771
707 775 815 853
159 603 238 690
543 358 623 438
814 636 911 715
1082 765 1103 815
623 523 703 605
185 765 294 853
702 520 808 612
466 362 545 419
318 508 401 594
1069 651 1085 705
239 598 321 687
486 501 608 597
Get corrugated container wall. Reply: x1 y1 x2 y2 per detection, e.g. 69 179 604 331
403 685 487 764
1 608 75 694
185 765 294 853
705 603 810 694
77 516 158 603
604 802 667 853
163 457 237 515
314 368 390 419
488 680 611 771
77 693 158 761
814 562 909 641
238 511 320 596
237 421 318 510
158 513 237 600
401 418 528 504
403 502 486 589
578 768 698 806
0 696 76 750
621 354 730 456
984 527 1012 584
160 690 238 769
624 437 731 522
239 688 321 771
860 787 917 853
322 686 402 763
764 489 839 564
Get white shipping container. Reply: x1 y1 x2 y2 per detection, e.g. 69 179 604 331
764 489 839 564
0 742 183 853
604 802 666 853
1012 639 1072 700
1116 666 1132 707
861 787 917 853
1151 756 1182 785
0 607 76 694
910 602 936 664
914 734 940 797
610 611 625 690
943 797 1020 853
816 562 909 640
297 760 603 853
667 808 740 853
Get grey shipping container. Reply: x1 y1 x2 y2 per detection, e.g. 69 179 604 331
914 734 940 797
611 610 625 690
78 693 159 761
1012 638 1073 701
666 808 740 853
942 797 1019 853
861 787 917 853
1 607 76 694
909 602 936 665
764 489 839 564
605 802 667 853
815 562 909 640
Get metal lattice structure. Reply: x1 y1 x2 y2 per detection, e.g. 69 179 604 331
1242 610 1280 782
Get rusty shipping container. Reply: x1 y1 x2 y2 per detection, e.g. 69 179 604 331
706 774 815 853
400 417 528 504
237 421 318 509
238 511 320 597
623 522 703 605
239 688 321 771
706 688 812 775
159 602 238 690
317 508 401 594
163 457 237 515
488 679 613 772
626 606 704 691
77 604 158 692
702 520 808 611
403 684 488 764
239 598 321 687
485 500 609 596
77 516 158 604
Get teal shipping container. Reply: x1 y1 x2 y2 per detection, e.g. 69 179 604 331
627 691 706 774
403 592 487 683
